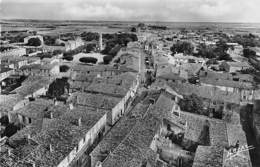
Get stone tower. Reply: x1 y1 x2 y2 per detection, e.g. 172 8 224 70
99 33 103 51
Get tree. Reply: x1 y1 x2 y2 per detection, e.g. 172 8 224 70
243 48 256 58
178 93 205 115
47 78 69 98
137 23 145 29
79 57 98 64
196 40 232 61
80 32 99 41
63 56 73 61
171 41 194 55
206 59 218 65
103 55 113 64
37 52 53 59
27 37 41 46
60 65 70 72
239 67 256 74
215 40 232 60
217 52 232 61
53 50 63 55
131 27 137 32
216 39 229 53
232 34 260 47
43 35 58 45
195 44 216 59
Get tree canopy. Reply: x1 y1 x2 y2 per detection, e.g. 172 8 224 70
47 78 69 98
171 41 194 55
79 57 98 64
80 32 99 41
103 55 113 64
232 34 260 47
195 40 232 61
243 48 256 58
178 93 206 116
27 37 42 46
60 65 70 72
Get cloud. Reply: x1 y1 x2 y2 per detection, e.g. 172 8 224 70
1 0 260 22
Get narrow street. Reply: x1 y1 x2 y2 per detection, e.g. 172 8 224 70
240 105 260 167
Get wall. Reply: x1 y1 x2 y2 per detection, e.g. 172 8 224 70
24 86 48 99
57 114 107 167
0 69 14 81
109 76 138 125
0 48 26 57
50 65 60 76
58 74 140 167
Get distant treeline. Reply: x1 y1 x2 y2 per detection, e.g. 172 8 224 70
148 25 167 30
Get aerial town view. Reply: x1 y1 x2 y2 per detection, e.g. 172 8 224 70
1 0 260 167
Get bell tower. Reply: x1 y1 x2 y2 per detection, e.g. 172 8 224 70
99 33 103 51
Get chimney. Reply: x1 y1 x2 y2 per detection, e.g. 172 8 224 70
95 161 102 167
54 98 57 106
28 134 31 140
8 149 12 156
49 144 54 153
69 103 74 110
50 112 54 119
78 117 82 127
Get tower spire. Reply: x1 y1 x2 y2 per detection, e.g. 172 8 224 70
99 33 103 51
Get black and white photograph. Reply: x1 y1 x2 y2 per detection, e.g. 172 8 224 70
0 0 260 167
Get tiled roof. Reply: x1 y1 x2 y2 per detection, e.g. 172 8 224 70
192 146 224 167
181 63 202 75
70 72 96 82
0 67 13 73
19 63 56 71
200 77 254 89
0 94 23 113
4 105 108 167
159 73 186 81
102 114 160 167
68 92 121 109
86 83 128 97
223 124 252 167
59 106 107 133
10 99 53 119
69 81 91 90
167 82 241 104
90 103 150 163
71 64 117 72
226 61 250 67
209 122 228 147
199 71 254 83
11 76 52 97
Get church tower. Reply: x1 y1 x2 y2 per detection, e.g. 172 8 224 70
99 33 103 51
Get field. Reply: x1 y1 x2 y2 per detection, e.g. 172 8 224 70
2 20 260 36
0 20 131 35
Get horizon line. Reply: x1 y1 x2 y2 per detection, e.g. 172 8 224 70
2 18 260 24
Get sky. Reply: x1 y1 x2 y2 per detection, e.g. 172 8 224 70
1 0 260 23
